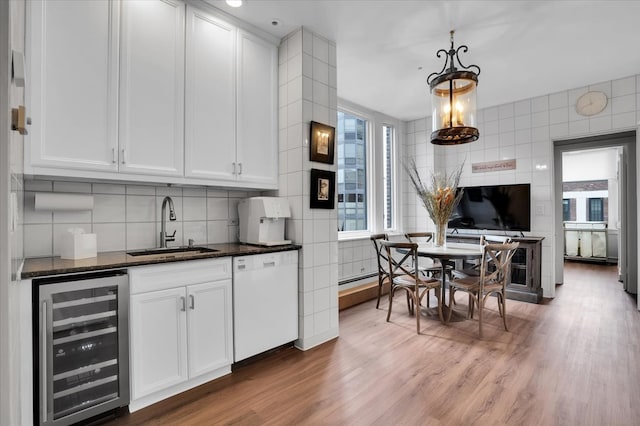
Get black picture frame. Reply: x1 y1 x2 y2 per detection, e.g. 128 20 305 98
310 169 335 209
310 121 335 164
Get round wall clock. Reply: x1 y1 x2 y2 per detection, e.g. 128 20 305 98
575 91 608 116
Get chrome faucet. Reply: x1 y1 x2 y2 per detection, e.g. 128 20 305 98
160 196 177 248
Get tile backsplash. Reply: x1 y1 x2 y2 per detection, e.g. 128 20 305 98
23 179 258 258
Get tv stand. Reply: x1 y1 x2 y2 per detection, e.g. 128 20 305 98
447 233 544 303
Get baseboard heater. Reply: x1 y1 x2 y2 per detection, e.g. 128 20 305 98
339 273 378 286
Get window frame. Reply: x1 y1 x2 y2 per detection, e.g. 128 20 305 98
588 197 604 221
562 198 571 221
337 100 401 241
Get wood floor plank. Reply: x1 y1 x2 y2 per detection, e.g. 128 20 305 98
104 262 640 425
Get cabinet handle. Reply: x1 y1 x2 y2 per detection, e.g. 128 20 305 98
121 148 126 164
263 261 276 267
238 162 243 175
111 148 117 164
41 301 48 422
232 162 236 175
189 294 195 310
180 296 186 312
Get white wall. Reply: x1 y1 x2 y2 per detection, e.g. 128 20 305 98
22 179 253 257
403 74 640 298
276 28 339 350
563 147 619 181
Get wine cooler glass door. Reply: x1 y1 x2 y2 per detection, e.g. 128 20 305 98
38 272 129 425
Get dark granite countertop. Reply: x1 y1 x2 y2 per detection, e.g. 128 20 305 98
21 243 301 279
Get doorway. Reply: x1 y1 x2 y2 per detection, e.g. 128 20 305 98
553 131 637 302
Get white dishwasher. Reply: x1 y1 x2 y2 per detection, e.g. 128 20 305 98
233 250 298 361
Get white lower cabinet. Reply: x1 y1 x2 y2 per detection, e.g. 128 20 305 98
128 258 232 412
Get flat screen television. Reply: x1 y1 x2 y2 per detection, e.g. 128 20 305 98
448 183 531 232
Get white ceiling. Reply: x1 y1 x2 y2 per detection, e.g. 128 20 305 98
204 0 640 121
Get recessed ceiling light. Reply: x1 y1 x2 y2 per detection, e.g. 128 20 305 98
271 18 280 26
226 0 243 7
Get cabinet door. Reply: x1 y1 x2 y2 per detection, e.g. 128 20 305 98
130 287 188 400
186 280 233 378
184 6 236 182
119 0 184 177
236 30 278 187
27 0 119 172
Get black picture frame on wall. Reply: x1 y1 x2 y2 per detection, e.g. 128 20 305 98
310 121 335 164
310 169 335 209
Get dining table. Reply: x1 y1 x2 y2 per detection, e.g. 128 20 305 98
413 241 483 321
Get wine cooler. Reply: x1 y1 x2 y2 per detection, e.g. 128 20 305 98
34 270 129 425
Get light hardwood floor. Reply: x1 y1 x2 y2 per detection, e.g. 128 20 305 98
107 262 640 425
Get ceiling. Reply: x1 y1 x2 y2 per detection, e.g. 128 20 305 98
204 0 640 121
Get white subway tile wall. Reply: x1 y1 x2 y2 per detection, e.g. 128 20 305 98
278 27 338 349
22 179 257 257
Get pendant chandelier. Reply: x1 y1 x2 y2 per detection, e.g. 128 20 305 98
427 30 480 145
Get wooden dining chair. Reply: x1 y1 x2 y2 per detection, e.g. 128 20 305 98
451 234 513 279
404 232 453 307
370 233 390 309
447 241 519 337
379 240 444 334
404 232 453 278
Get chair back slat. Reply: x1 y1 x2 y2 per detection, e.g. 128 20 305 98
370 233 389 277
480 234 512 245
379 240 418 279
405 232 434 244
478 242 519 288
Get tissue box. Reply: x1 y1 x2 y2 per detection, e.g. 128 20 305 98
60 229 97 260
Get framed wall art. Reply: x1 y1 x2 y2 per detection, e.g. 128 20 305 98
310 168 335 209
310 121 335 164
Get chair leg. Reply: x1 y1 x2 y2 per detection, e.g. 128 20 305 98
415 292 421 334
478 294 484 338
468 293 474 319
436 287 444 324
406 291 414 315
376 277 383 309
386 286 395 322
500 292 509 332
446 287 456 323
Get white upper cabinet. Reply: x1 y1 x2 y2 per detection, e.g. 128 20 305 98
27 0 119 173
26 0 278 189
184 6 236 181
119 0 185 177
236 30 278 187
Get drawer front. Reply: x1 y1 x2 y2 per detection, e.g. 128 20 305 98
129 258 231 294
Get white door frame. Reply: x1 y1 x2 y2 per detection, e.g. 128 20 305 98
0 0 13 423
553 131 638 308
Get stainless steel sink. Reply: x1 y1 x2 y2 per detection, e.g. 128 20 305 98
127 246 219 257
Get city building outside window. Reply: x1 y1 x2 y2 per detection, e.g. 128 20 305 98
337 111 368 232
383 125 395 230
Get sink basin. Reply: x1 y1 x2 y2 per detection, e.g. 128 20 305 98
127 246 219 257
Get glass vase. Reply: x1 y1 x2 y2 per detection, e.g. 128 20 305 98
435 221 447 247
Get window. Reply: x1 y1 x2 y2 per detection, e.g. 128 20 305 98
383 125 395 230
562 199 571 221
337 102 400 239
337 111 368 232
588 198 604 221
